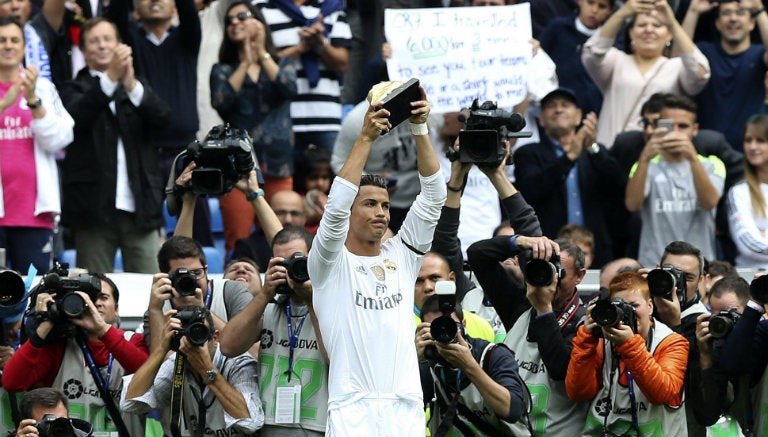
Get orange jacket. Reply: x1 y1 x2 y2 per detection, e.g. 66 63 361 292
565 325 689 406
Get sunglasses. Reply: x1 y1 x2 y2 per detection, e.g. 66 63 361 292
225 11 253 26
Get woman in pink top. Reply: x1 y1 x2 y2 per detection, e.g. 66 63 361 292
582 0 710 146
0 16 73 273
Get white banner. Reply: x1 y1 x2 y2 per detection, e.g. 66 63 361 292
384 4 532 113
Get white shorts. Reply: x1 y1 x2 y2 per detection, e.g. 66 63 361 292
326 397 425 436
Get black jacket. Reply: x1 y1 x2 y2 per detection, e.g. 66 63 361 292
513 137 626 268
60 69 170 230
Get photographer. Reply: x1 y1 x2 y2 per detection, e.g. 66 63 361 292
123 307 263 435
690 276 751 433
467 235 589 435
15 388 93 437
719 275 768 435
417 292 527 436
219 225 328 436
566 272 689 436
3 273 148 435
145 236 252 352
649 241 711 435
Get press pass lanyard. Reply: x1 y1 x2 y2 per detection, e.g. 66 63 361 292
285 303 308 382
627 371 641 435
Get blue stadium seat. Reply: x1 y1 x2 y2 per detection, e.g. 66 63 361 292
162 199 178 238
209 197 224 236
203 246 224 273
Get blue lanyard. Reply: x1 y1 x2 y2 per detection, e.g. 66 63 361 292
204 287 212 309
626 371 640 434
104 354 114 388
285 303 308 382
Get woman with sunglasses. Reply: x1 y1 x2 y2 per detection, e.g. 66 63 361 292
210 2 297 255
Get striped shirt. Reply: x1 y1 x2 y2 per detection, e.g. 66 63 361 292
254 0 352 133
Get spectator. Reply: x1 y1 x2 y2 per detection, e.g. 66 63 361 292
123 306 264 435
254 0 351 155
598 257 643 290
683 0 768 149
539 0 614 116
3 274 149 435
582 0 710 146
230 188 308 271
566 272 689 435
220 226 329 436
110 0 213 246
558 223 596 269
307 83 445 435
652 240 712 436
145 236 252 352
15 388 93 437
416 293 528 435
626 94 725 267
59 17 170 274
727 114 768 270
294 148 332 232
703 259 738 305
223 257 262 294
467 236 590 436
0 16 73 274
514 88 626 269
0 0 51 81
211 2 298 252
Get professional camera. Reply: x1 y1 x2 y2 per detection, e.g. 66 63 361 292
276 252 309 294
429 281 461 344
446 99 526 167
36 414 77 437
171 306 213 351
750 274 768 305
174 124 256 196
592 297 638 333
168 268 198 297
709 307 741 339
0 269 28 323
34 263 101 323
524 254 565 287
647 264 687 306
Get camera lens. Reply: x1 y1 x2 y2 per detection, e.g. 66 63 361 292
172 269 198 297
592 300 622 328
709 315 734 339
186 322 211 346
647 269 675 297
48 418 75 437
525 259 556 287
60 293 87 318
287 256 309 283
430 316 459 343
0 270 25 308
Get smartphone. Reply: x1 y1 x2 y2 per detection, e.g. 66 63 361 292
657 119 674 136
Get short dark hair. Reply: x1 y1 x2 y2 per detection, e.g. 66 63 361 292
641 93 672 116
92 272 119 304
707 260 737 278
555 238 585 271
420 293 464 321
660 94 698 117
359 174 388 190
79 17 120 51
661 241 705 275
225 257 260 273
157 236 206 273
0 16 24 43
709 276 750 308
272 225 314 251
20 388 68 420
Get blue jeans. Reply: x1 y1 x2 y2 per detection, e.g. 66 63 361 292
0 226 53 274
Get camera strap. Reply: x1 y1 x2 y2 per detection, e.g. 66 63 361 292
170 352 186 437
285 302 308 382
76 335 130 437
626 371 641 435
555 291 581 329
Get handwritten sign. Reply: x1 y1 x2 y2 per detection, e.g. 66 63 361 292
384 4 532 113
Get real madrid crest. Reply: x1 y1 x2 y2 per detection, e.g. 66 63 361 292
370 265 385 281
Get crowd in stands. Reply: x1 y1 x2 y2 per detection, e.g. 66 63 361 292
4 0 768 435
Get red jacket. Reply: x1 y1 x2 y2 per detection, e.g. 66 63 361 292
565 324 688 406
2 326 148 391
